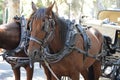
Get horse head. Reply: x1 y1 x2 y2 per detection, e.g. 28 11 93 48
27 2 56 61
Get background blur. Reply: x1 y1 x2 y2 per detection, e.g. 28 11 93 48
0 0 120 24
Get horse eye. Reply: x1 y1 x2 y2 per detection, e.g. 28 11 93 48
41 18 49 32
42 19 45 22
41 22 45 31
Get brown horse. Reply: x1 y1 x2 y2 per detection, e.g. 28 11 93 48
27 2 104 80
0 20 33 80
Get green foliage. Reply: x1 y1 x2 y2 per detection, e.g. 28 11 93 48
36 0 43 7
0 0 4 24
0 10 3 24
0 0 4 9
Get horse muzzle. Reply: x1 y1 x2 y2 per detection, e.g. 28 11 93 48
27 49 43 62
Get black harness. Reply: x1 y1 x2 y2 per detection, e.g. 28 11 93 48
0 16 101 69
28 18 95 63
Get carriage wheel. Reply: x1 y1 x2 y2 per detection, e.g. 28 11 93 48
113 66 120 80
110 63 120 80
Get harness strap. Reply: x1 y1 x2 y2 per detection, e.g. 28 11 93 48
72 46 99 60
75 24 91 60
75 24 91 51
2 53 29 69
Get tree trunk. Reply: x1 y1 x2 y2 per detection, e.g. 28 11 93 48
7 0 20 23
2 1 7 24
116 0 120 8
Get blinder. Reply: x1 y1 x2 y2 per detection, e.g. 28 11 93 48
42 18 55 33
27 19 32 31
41 17 55 46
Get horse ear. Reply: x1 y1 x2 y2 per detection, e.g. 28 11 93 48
46 1 55 15
32 2 37 12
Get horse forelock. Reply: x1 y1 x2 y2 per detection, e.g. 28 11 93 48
33 7 46 20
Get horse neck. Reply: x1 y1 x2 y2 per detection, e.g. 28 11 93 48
0 22 20 50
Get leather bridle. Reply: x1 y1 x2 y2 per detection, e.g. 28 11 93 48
28 16 55 51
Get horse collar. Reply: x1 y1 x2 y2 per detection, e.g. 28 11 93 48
2 15 30 68
14 15 30 54
40 21 77 63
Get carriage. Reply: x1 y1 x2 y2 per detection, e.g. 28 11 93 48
83 10 120 80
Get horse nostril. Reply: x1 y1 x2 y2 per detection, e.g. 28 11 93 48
33 50 39 56
32 49 40 61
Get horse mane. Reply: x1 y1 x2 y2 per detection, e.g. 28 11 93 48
32 7 68 45
54 13 68 45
